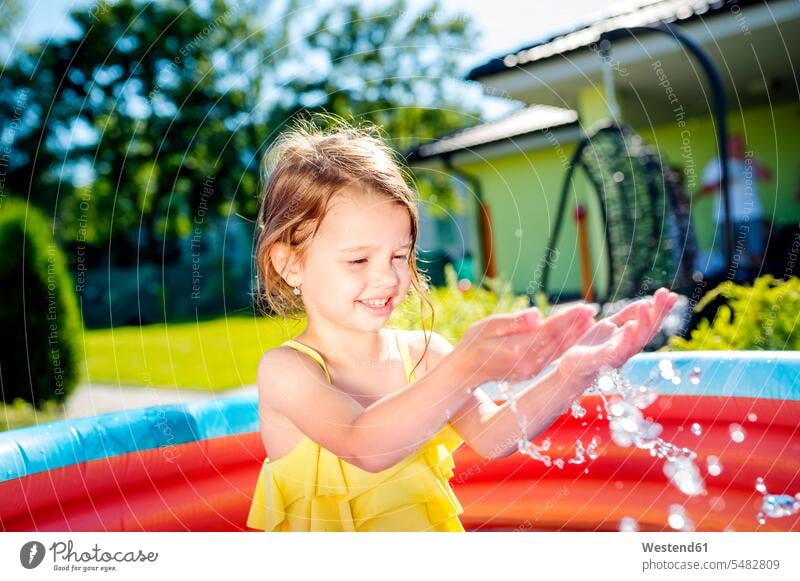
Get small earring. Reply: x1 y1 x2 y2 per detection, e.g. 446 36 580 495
292 285 302 296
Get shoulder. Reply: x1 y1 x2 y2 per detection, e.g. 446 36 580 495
256 346 328 409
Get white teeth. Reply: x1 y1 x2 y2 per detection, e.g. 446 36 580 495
360 298 388 307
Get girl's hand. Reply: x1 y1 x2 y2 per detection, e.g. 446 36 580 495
453 303 597 385
555 288 678 391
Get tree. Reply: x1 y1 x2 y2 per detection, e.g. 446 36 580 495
1 0 481 260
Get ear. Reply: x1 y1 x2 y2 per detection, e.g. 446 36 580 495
269 242 302 286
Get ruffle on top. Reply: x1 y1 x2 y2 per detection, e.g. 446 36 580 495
246 421 465 532
246 329 466 532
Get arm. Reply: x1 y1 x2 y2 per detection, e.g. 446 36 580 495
259 345 478 473
755 161 772 181
439 341 582 460
259 307 549 474
448 371 573 460
697 181 719 197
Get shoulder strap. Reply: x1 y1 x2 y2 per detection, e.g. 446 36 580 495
281 339 332 383
393 330 416 384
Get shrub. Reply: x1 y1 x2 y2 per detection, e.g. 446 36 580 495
668 275 800 351
0 398 64 432
0 198 83 407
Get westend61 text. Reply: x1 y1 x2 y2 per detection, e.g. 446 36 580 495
642 542 708 553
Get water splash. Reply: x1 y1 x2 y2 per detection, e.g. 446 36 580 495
568 437 600 464
688 367 702 385
754 478 800 524
501 360 705 502
663 456 705 496
658 359 675 380
690 423 702 436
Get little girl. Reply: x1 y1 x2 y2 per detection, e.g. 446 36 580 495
246 117 677 532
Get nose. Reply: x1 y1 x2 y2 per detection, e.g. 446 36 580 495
371 260 401 291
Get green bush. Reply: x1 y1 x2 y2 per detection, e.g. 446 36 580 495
389 263 530 343
0 199 83 407
668 275 800 351
0 398 64 432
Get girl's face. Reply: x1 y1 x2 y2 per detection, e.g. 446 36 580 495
299 189 413 332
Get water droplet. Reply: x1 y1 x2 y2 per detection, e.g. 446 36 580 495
671 375 681 385
619 516 639 532
586 437 600 460
706 455 722 476
755 477 767 493
688 367 701 384
667 504 693 530
747 412 758 422
658 359 675 380
709 496 726 512
554 458 565 469
690 423 702 436
729 423 746 443
570 399 586 419
597 373 615 392
756 512 767 525
762 494 800 519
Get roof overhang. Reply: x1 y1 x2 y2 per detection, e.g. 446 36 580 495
468 0 799 123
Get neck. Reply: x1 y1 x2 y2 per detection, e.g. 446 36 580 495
297 324 390 369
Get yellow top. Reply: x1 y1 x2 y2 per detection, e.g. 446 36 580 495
246 328 466 532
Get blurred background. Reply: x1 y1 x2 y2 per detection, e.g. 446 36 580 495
1 0 799 429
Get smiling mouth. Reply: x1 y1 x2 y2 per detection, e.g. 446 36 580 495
356 297 392 308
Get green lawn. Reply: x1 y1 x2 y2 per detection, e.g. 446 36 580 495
83 315 306 390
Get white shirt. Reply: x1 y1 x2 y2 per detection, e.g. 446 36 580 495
701 157 763 223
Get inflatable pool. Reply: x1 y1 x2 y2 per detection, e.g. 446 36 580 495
1 352 798 532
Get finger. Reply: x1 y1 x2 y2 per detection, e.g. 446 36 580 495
615 320 641 364
543 315 593 360
646 290 677 340
482 307 541 337
537 304 596 339
607 297 650 327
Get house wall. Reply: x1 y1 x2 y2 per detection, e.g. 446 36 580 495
443 100 799 300
455 143 606 300
633 100 800 251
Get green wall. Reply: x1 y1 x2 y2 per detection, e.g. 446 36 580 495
458 143 602 300
634 100 800 250
451 100 800 299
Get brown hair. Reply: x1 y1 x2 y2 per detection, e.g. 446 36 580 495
253 115 434 375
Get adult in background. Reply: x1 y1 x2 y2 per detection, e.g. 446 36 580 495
698 134 772 281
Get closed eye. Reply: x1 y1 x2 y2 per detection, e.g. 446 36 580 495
348 255 408 265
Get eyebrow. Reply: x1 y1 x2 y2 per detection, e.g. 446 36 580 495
338 242 412 253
